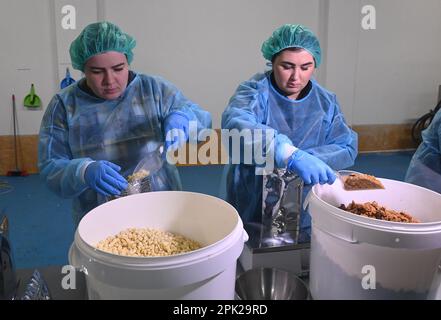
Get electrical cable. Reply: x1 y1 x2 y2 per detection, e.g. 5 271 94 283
411 100 441 145
0 180 14 195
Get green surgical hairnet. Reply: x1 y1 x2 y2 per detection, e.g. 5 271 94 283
70 21 136 71
261 24 321 67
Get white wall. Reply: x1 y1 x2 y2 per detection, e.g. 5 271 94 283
1 0 440 135
53 0 99 87
0 0 56 135
326 0 441 125
0 0 98 135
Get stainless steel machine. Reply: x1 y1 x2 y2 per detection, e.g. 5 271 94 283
238 169 310 277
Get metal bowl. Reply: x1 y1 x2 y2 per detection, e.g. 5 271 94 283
235 267 309 300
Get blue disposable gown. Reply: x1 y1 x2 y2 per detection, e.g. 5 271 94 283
222 72 357 237
39 72 211 225
405 110 441 193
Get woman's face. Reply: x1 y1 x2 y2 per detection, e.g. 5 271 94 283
84 51 129 100
272 49 315 100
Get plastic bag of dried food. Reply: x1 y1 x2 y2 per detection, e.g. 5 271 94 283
20 270 51 300
125 146 164 194
101 146 165 203
261 168 303 247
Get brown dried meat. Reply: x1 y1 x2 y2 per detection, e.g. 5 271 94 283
343 173 385 190
339 201 420 223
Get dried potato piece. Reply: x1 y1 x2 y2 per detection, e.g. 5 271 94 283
96 227 202 256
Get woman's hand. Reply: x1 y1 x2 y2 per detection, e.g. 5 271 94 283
84 160 128 196
287 150 336 185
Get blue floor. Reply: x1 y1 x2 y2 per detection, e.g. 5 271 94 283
0 151 414 269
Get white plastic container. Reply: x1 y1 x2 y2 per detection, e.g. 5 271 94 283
305 175 441 299
69 191 248 300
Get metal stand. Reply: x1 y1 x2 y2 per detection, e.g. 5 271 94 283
239 223 310 277
238 169 310 277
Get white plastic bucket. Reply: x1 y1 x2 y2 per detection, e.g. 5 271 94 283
69 191 248 300
305 174 441 299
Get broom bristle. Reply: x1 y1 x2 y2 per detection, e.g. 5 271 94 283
7 170 28 177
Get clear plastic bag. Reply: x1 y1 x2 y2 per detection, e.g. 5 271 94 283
102 146 164 202
20 270 51 300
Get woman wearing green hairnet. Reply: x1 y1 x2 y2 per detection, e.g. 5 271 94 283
222 24 357 241
38 21 211 226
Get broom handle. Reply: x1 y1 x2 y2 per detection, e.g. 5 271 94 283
12 94 19 170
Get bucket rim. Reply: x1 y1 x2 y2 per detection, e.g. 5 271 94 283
69 225 246 290
73 220 245 268
74 190 246 268
310 179 441 233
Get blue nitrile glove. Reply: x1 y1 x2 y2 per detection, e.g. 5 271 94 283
287 149 336 185
84 161 128 196
164 113 189 153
